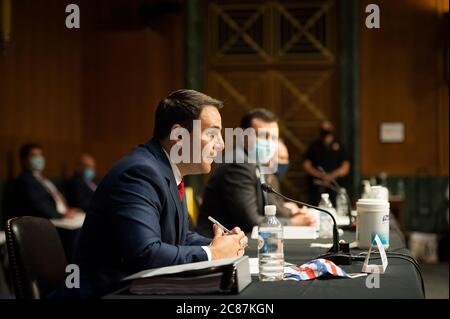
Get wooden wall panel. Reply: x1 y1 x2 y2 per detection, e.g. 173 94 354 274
0 0 82 179
81 19 184 175
360 0 449 177
0 0 185 178
205 0 339 199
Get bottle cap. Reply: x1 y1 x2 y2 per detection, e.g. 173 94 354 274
321 193 329 199
264 205 277 216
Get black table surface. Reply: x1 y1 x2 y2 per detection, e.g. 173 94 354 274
105 222 424 299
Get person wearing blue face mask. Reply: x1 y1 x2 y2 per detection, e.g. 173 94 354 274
265 138 314 219
12 143 83 220
11 144 85 261
274 138 289 179
197 109 316 237
66 154 98 212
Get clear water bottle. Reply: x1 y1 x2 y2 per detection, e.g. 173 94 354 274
318 193 335 239
336 188 348 217
258 205 284 281
362 180 372 199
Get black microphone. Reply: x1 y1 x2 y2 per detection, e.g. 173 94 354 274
261 183 339 254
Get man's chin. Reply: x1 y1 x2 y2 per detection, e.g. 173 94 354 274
201 163 212 174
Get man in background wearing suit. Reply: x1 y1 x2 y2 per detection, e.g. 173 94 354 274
197 109 316 237
74 90 247 298
66 154 98 212
13 143 83 220
13 144 85 261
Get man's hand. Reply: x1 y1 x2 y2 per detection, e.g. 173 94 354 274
290 208 317 226
321 174 334 186
209 224 248 259
283 202 300 216
64 208 85 219
227 227 248 252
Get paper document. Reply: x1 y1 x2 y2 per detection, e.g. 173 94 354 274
251 226 318 240
124 256 248 281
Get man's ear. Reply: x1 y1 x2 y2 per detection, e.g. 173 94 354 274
170 124 182 141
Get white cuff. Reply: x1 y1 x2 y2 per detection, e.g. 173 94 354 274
201 246 212 261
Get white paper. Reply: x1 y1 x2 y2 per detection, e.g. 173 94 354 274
251 226 318 240
124 256 248 281
362 234 388 274
380 122 405 143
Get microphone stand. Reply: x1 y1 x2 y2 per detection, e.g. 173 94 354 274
261 183 353 264
261 183 339 254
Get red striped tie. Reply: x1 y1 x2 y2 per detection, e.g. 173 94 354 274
177 179 184 201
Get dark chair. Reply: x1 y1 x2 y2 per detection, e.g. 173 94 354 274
5 216 67 299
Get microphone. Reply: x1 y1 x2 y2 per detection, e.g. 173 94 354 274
261 183 339 254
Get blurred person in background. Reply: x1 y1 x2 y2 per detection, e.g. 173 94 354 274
303 121 350 205
66 154 98 212
197 109 316 237
12 143 84 219
266 138 315 223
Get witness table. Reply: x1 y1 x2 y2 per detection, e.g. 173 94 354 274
106 222 424 299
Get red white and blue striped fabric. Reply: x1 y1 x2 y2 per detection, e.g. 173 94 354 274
285 258 351 281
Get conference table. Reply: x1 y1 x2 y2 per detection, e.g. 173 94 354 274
106 220 424 299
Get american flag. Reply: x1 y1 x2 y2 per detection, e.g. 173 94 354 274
284 258 361 281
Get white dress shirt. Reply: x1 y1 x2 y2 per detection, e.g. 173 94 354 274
163 150 212 261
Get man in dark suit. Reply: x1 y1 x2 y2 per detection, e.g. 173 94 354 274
12 144 85 262
73 90 247 298
13 143 83 220
66 154 98 212
197 109 316 237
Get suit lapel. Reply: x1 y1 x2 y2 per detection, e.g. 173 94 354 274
146 139 184 244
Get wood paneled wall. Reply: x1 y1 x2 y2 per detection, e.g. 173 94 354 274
360 0 449 177
0 0 82 178
0 0 184 178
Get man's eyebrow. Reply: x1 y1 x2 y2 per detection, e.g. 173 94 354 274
210 125 222 130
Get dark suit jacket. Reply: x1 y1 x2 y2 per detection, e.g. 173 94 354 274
12 170 64 219
66 174 96 212
73 139 211 298
197 161 291 237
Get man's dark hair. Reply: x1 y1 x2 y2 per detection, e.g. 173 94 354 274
153 89 224 140
240 108 278 129
19 143 41 162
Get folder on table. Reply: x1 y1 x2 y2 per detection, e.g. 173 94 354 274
123 256 251 295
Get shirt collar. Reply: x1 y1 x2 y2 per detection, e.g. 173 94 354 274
163 149 183 186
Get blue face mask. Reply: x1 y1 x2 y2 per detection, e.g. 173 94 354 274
275 163 289 178
83 168 96 181
30 155 45 172
255 138 277 164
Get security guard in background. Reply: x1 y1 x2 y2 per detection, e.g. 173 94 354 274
303 121 350 205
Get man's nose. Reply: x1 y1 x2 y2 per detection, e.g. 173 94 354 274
215 134 225 151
